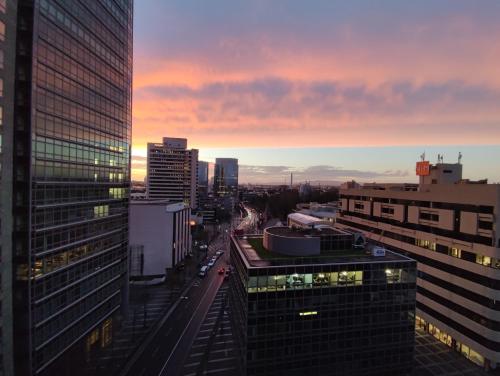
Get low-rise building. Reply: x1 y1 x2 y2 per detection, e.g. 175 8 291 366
129 200 191 279
229 228 417 376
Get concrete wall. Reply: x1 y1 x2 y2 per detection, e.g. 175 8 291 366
263 228 320 256
129 204 174 277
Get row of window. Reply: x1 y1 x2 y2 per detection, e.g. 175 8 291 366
33 217 125 253
33 136 128 169
341 194 495 214
33 160 126 182
415 316 485 367
341 209 494 246
37 63 125 121
39 1 126 71
35 294 121 369
415 237 500 269
33 184 127 206
33 245 125 301
37 36 125 99
36 112 128 151
37 88 127 138
35 278 123 347
34 256 125 321
247 270 412 293
49 0 125 58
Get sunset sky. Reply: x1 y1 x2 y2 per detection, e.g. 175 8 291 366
132 1 500 184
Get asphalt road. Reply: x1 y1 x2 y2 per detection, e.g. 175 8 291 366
239 205 260 233
123 233 230 376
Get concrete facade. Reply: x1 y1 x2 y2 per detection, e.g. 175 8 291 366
146 138 198 208
337 163 500 369
129 201 192 278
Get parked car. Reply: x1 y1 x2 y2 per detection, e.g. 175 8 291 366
208 260 215 267
216 250 224 256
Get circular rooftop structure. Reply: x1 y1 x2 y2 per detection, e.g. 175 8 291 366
263 226 321 256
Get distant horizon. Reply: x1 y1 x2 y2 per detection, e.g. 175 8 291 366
131 144 500 185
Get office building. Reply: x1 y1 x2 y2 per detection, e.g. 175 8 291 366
337 159 500 369
214 158 238 197
146 137 198 208
129 201 191 279
0 1 16 374
229 227 416 376
0 1 133 375
197 160 209 201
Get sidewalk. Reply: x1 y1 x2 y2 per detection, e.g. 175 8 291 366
85 251 204 376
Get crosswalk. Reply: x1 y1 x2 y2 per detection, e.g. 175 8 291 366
181 285 239 376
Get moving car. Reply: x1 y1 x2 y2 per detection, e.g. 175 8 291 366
208 259 215 267
198 266 208 277
216 250 224 256
218 267 225 275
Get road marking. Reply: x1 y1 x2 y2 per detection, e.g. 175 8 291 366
158 276 220 376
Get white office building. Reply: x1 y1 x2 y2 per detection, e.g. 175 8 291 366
336 159 500 370
147 137 198 208
129 201 192 279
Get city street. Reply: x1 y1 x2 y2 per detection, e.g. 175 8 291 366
238 205 260 234
121 227 231 376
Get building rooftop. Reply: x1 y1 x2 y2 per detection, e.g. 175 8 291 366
233 235 413 268
266 226 348 238
287 212 325 226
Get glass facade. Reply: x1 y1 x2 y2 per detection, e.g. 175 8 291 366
4 1 133 375
214 158 238 197
230 237 417 376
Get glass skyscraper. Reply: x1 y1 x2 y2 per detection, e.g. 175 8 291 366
214 158 238 197
0 1 133 375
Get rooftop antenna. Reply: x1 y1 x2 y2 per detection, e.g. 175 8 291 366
458 152 462 164
437 154 441 164
420 152 426 161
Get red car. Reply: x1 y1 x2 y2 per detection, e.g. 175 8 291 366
218 267 225 275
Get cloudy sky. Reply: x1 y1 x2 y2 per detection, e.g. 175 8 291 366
132 1 500 183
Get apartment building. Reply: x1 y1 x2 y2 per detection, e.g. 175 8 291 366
146 137 198 208
336 160 500 369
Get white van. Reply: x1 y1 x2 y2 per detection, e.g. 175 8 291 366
198 266 209 277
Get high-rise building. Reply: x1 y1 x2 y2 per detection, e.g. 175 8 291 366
230 229 416 376
214 158 238 197
337 159 500 369
197 160 209 198
0 1 16 374
0 1 133 375
146 137 198 208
